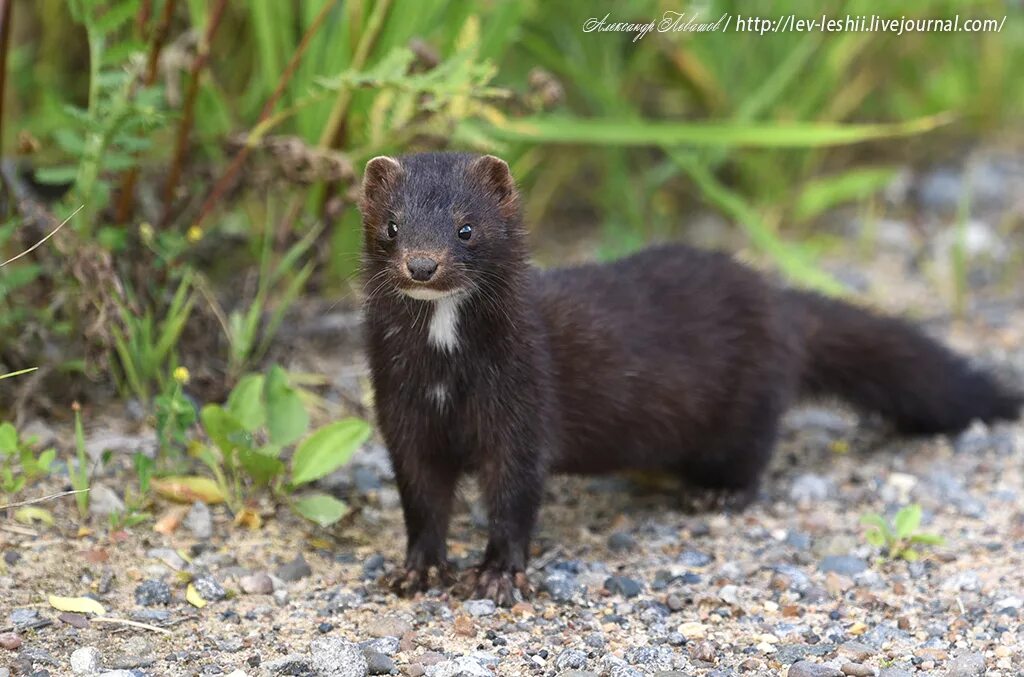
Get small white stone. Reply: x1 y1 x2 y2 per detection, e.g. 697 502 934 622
70 646 102 674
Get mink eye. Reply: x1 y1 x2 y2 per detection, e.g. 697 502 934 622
386 221 399 238
457 224 473 241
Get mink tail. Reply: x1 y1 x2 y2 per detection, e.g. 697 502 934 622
791 290 1023 434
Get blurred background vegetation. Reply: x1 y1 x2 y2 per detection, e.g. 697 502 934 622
1 0 1022 417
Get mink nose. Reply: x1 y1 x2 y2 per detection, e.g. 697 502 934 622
406 257 438 282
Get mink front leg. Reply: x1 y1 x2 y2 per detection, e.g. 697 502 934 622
461 436 545 606
385 451 459 596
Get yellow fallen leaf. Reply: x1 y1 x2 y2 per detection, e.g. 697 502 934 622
152 476 225 504
14 506 54 526
233 508 262 530
186 583 207 608
48 594 106 616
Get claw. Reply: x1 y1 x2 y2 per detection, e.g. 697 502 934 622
456 565 532 607
383 563 455 597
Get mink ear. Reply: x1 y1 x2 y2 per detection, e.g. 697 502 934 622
360 156 402 215
470 154 519 218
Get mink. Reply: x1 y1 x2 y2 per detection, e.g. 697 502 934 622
358 151 1022 605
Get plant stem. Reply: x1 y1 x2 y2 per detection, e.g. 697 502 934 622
0 0 12 156
189 0 340 233
161 0 228 225
116 0 179 223
317 0 392 151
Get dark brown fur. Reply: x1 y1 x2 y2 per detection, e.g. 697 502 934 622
359 152 1022 605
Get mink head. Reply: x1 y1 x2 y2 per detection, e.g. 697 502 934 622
359 152 526 301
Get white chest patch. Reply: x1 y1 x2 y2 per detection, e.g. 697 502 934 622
428 296 462 352
430 383 448 410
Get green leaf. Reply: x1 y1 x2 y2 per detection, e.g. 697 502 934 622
263 366 308 446
893 504 922 540
238 448 285 486
794 167 899 222
33 165 78 185
0 422 17 454
900 548 920 562
859 513 890 536
865 529 885 547
15 506 53 526
226 374 266 432
201 405 250 453
462 113 952 149
909 532 945 545
291 419 371 486
292 492 349 527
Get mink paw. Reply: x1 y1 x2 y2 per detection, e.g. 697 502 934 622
383 563 455 597
456 566 532 607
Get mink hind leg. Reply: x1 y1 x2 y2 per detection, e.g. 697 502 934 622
677 406 784 511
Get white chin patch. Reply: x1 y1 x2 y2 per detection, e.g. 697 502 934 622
401 287 454 301
428 295 463 352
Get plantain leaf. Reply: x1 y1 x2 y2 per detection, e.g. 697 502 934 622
263 366 308 446
292 492 349 527
291 419 371 486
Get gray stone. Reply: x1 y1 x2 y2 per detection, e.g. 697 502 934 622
945 652 986 677
608 531 637 552
277 555 313 582
363 648 395 675
788 662 844 677
193 576 227 601
624 646 676 671
542 570 584 603
790 473 833 503
265 654 312 674
554 648 588 670
146 547 187 570
425 656 491 677
184 501 213 539
360 637 400 656
678 550 713 567
462 599 495 617
240 572 274 595
878 669 913 677
134 579 171 606
8 608 40 628
88 484 126 517
70 646 102 674
604 575 643 598
819 555 867 576
309 637 367 677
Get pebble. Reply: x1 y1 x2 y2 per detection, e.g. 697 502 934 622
678 622 707 639
790 473 833 503
842 663 875 677
425 656 491 677
240 572 274 595
363 648 395 675
691 641 717 663
0 633 22 650
624 646 676 671
678 550 713 567
147 547 187 570
944 652 986 676
134 580 171 606
462 599 496 617
608 531 637 552
819 555 867 576
8 608 40 628
264 654 311 674
554 648 588 670
604 575 642 598
70 647 102 674
88 484 126 516
276 554 313 582
193 576 228 601
184 501 213 539
309 637 367 676
788 662 845 677
542 571 583 603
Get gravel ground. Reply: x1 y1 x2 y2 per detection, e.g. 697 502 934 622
2 150 1023 677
